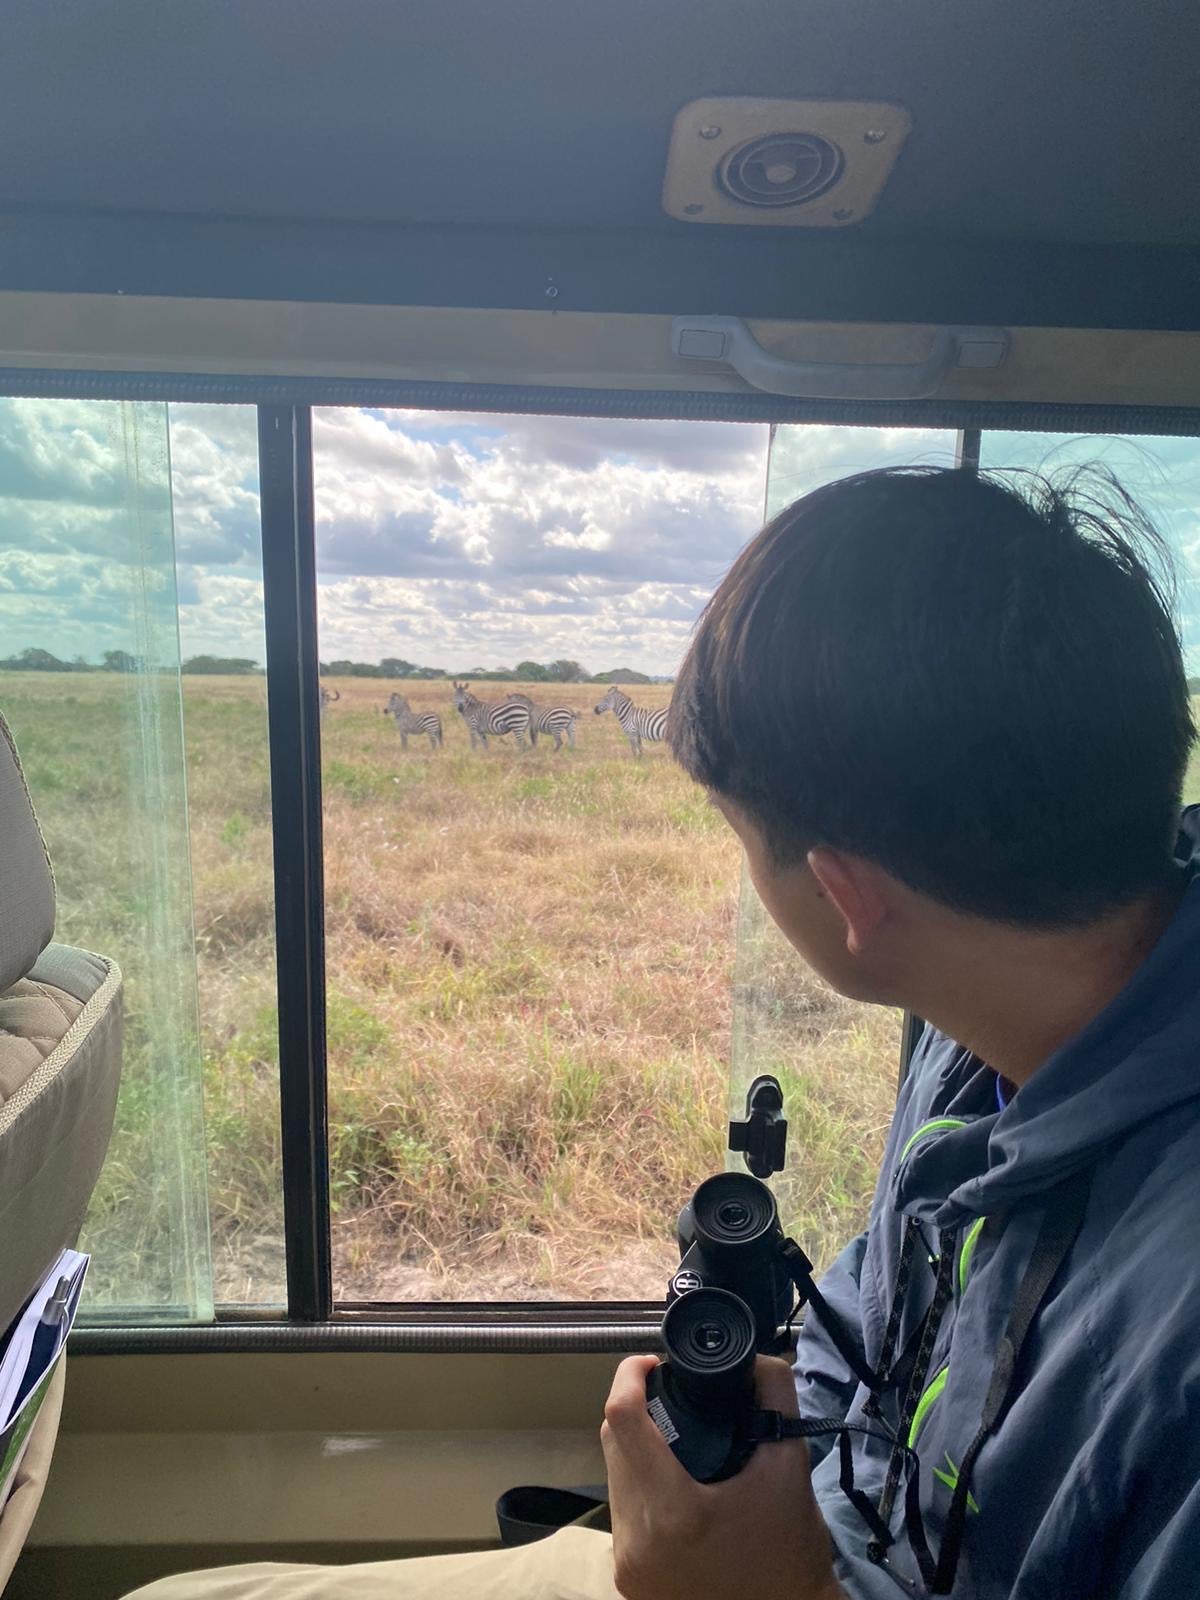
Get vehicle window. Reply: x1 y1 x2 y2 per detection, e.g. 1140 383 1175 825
0 399 212 1318
978 433 1200 803
0 398 282 1319
312 410 955 1301
10 398 1189 1323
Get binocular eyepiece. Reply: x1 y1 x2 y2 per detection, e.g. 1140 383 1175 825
688 1169 780 1256
648 1287 761 1483
662 1285 758 1402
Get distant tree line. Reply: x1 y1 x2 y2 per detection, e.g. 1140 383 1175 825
0 648 85 672
181 655 261 675
0 648 264 674
319 657 666 685
0 647 152 673
0 647 669 685
319 657 445 680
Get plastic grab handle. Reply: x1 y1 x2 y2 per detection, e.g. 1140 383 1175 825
670 316 1008 401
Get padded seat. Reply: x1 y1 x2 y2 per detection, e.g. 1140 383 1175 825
0 711 123 1592
0 975 84 1101
0 943 123 1341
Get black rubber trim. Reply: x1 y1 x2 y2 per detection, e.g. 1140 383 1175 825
2 367 1200 436
898 1012 927 1091
259 405 333 1322
69 1321 663 1355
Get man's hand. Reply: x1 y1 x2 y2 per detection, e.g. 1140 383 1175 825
601 1353 846 1600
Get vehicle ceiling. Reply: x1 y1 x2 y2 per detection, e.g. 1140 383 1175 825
2 0 1198 328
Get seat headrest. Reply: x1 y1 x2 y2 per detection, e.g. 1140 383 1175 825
0 712 55 994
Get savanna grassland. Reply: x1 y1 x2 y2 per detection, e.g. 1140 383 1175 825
3 669 909 1306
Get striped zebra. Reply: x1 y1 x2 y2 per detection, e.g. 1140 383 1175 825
528 703 580 752
319 685 340 723
452 681 532 750
383 693 443 751
594 684 668 757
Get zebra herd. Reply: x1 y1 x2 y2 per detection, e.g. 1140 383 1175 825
319 680 669 758
451 683 584 752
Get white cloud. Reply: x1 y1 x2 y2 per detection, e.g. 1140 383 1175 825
176 573 269 664
6 402 1200 679
167 404 263 568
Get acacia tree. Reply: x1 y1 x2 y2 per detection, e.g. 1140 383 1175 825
546 659 586 682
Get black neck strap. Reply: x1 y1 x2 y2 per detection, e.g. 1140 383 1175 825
761 1167 1094 1596
928 1166 1094 1593
780 1237 880 1393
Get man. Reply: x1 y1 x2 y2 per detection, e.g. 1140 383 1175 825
132 466 1200 1598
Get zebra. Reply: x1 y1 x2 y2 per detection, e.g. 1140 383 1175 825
528 703 580 751
319 685 340 722
594 684 668 757
452 681 532 750
383 692 444 751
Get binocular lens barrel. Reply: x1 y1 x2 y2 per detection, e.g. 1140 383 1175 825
661 1287 757 1412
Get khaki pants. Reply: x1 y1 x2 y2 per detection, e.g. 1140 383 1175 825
124 1528 620 1600
0 1360 66 1593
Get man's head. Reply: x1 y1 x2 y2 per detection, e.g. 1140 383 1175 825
670 466 1193 1001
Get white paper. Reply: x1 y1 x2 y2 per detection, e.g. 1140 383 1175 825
0 1250 87 1432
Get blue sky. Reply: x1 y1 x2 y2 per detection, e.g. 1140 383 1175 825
0 399 1198 679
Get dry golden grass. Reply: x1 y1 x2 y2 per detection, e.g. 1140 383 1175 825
312 676 900 1300
2 670 903 1307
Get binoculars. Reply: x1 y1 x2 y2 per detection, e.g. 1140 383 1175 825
645 1075 827 1482
647 1164 801 1481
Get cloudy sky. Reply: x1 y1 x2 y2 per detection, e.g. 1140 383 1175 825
1 398 1199 678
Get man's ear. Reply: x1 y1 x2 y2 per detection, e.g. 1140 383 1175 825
806 847 890 956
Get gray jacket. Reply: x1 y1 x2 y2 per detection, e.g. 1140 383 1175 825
797 810 1200 1597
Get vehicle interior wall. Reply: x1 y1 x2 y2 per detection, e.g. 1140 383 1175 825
8 1350 618 1599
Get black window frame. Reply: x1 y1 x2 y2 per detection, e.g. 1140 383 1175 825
6 367 1198 1351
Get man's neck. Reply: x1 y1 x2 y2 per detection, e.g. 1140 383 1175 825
908 882 1183 1087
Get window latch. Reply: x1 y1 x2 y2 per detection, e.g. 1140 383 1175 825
671 316 1009 400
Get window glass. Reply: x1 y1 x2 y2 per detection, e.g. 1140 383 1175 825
168 403 284 1307
312 408 766 1302
0 398 213 1319
978 432 1200 804
736 426 958 1268
0 398 283 1318
313 410 954 1301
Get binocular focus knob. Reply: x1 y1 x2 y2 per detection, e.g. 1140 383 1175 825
671 1269 704 1295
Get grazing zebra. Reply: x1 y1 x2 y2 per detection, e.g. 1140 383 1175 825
383 693 443 751
452 681 532 750
528 703 580 751
319 685 340 722
594 684 668 757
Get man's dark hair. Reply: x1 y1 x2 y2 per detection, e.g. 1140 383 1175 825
670 465 1194 925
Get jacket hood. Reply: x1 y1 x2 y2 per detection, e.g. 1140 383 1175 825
899 808 1200 1228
